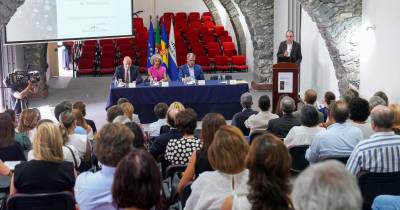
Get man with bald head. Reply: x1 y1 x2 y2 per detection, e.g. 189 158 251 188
305 100 363 163
347 105 400 176
113 56 142 84
267 96 301 138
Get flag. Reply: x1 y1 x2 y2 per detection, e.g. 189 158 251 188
146 20 155 68
155 19 161 53
160 22 169 68
168 22 179 81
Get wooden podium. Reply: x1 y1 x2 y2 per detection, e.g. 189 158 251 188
272 62 299 111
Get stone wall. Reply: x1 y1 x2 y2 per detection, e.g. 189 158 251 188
0 0 25 29
202 0 222 25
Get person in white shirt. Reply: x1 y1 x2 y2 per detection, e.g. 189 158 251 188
277 30 302 64
148 103 168 137
245 95 278 134
285 105 325 147
59 110 88 159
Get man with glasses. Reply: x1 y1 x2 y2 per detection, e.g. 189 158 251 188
113 56 142 84
277 30 302 64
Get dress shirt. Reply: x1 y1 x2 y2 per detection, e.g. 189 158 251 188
244 111 278 133
305 122 363 163
148 118 166 137
284 125 325 147
125 68 130 83
189 66 195 80
287 42 293 56
348 120 374 139
346 132 400 176
75 165 116 210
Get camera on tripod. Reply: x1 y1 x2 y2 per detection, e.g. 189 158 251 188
4 70 40 90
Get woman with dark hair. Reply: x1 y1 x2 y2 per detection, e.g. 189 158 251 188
125 122 146 149
0 113 25 161
318 91 336 122
348 97 374 139
284 105 325 147
165 108 201 165
222 133 293 210
178 113 226 193
112 149 162 210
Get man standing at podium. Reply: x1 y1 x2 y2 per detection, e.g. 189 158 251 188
277 30 302 64
113 56 142 83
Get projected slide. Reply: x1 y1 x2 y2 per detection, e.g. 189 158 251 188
6 0 132 43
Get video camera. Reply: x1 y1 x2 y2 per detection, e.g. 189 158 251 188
4 70 40 90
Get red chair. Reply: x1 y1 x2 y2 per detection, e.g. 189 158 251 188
222 42 236 51
175 21 188 30
188 36 200 44
197 56 213 72
163 12 174 19
203 21 215 29
80 51 96 60
115 38 133 46
192 48 205 56
101 44 115 52
201 16 213 23
83 40 97 46
176 43 187 51
202 36 215 44
98 58 115 74
175 12 187 20
202 12 211 17
219 36 232 43
82 45 97 53
207 49 222 63
215 55 231 72
177 54 187 66
215 30 228 37
232 55 248 72
135 44 148 52
118 44 133 52
99 39 114 46
138 58 147 73
77 58 95 76
189 20 202 29
207 42 220 50
188 12 200 21
101 50 116 59
214 25 224 33
120 50 135 60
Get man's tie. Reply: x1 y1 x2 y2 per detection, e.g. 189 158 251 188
125 69 129 83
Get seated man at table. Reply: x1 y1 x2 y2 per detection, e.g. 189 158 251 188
113 56 142 84
178 53 205 81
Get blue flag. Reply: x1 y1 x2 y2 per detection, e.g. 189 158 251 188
146 21 155 68
168 22 179 81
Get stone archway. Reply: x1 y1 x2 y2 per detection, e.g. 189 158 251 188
202 0 223 25
0 0 25 28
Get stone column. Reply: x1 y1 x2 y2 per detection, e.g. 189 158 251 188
202 0 223 25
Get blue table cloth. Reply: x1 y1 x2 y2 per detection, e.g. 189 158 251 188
106 80 249 123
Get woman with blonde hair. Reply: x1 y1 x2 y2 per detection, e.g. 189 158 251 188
148 54 168 82
120 102 141 124
10 122 75 195
389 104 400 134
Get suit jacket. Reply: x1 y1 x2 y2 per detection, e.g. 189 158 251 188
178 64 205 80
231 109 258 136
149 128 182 159
277 41 302 64
293 108 325 124
113 65 143 83
267 113 301 139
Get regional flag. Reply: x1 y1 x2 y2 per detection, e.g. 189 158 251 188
160 22 169 68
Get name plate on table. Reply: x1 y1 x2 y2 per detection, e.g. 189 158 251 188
229 80 237 85
161 82 169 87
198 80 205 85
128 82 136 88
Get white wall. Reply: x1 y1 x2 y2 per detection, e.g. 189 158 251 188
300 9 339 100
274 0 288 64
360 0 400 104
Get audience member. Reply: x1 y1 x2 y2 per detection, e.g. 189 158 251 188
0 160 11 176
284 105 325 147
293 89 324 123
59 111 88 159
274 95 286 117
292 160 362 210
159 102 186 135
119 102 140 124
112 115 131 124
54 100 72 121
231 92 258 136
178 113 226 193
165 109 201 165
389 104 400 134
112 149 162 210
10 122 75 195
342 88 359 104
267 96 301 139
348 97 374 138
3 109 17 127
148 102 168 137
374 91 389 105
305 100 363 163
0 113 25 161
150 109 182 159
73 101 97 134
221 133 292 210
125 122 146 149
244 95 278 134
184 125 249 210
73 109 94 141
75 123 133 210
318 91 336 122
369 95 387 110
117 98 130 105
15 109 39 150
106 105 124 123
347 105 400 176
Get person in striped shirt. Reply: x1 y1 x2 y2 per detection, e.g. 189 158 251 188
346 105 400 176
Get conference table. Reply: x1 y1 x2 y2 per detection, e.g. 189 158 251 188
106 80 249 124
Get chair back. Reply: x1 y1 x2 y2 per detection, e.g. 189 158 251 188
358 172 400 210
289 145 310 173
7 191 75 210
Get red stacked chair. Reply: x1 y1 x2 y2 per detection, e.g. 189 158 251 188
219 35 232 43
138 57 147 73
207 48 222 63
101 44 115 52
98 58 115 74
207 42 220 51
202 12 212 18
175 21 188 31
215 30 229 37
99 39 114 46
119 44 133 52
189 20 202 29
202 36 215 44
214 25 225 34
83 40 97 46
231 55 248 72
203 21 215 29
215 55 230 72
188 12 200 22
175 12 187 22
222 42 237 56
197 56 213 72
163 12 174 20
115 38 133 46
77 58 95 76
201 16 213 23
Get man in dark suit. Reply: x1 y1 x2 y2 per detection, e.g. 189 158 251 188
277 30 302 64
178 53 205 81
113 56 142 83
231 92 258 136
267 96 301 138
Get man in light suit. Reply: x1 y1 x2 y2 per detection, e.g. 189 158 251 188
113 56 142 83
277 30 302 64
178 53 205 80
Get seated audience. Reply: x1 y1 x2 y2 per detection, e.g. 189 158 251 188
148 54 168 82
184 125 249 210
0 113 25 161
148 102 168 137
75 123 133 210
369 95 387 110
178 113 226 193
221 133 292 210
244 95 278 134
293 89 324 123
15 109 39 150
267 96 301 139
284 105 325 147
292 160 362 210
112 149 162 210
54 100 72 121
305 100 363 163
274 95 286 117
112 115 131 124
346 105 400 176
59 111 88 158
3 109 17 128
125 122 146 149
165 109 201 165
372 195 400 210
389 104 400 134
73 101 97 134
73 109 94 141
106 105 124 123
120 102 140 124
159 102 186 134
342 88 359 104
231 92 258 136
10 122 75 195
318 91 336 122
374 91 389 105
150 108 182 159
348 97 374 138
117 97 130 105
